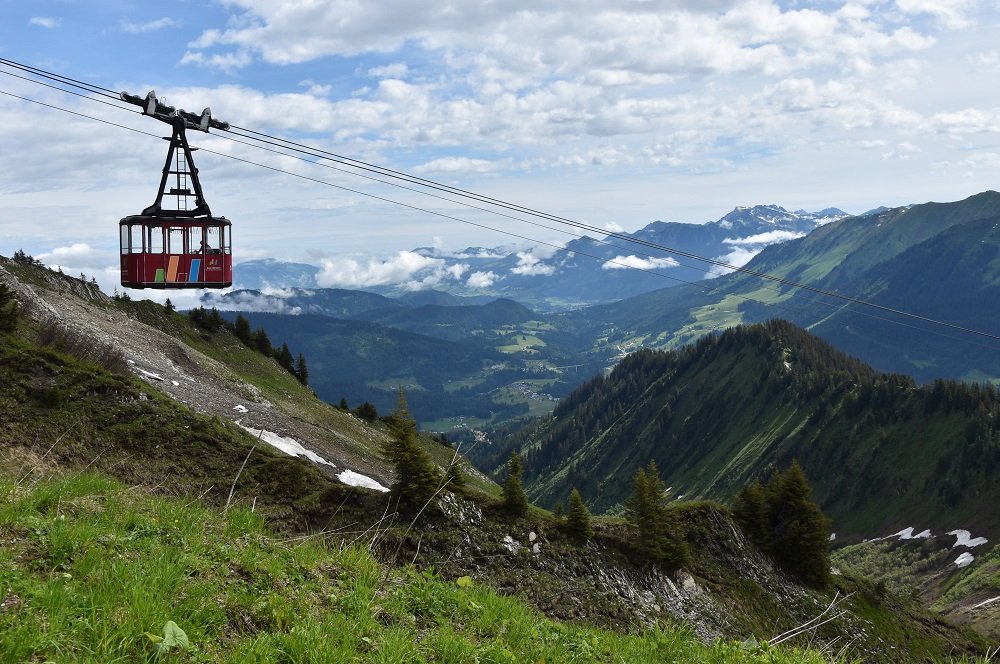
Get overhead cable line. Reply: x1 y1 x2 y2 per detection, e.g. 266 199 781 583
0 57 121 99
4 85 998 358
2 58 999 345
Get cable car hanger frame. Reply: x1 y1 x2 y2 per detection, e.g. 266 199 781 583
118 90 234 290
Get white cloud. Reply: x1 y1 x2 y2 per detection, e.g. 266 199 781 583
121 18 181 34
602 255 680 271
179 50 253 72
511 251 555 276
467 270 498 288
29 17 59 29
413 157 498 174
723 230 806 246
368 63 409 78
204 290 302 314
33 243 121 294
604 221 624 233
316 250 443 288
895 0 974 28
40 242 98 262
706 247 763 278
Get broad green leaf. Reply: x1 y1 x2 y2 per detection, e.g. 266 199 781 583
160 620 190 650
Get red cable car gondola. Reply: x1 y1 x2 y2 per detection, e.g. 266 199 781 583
119 90 232 289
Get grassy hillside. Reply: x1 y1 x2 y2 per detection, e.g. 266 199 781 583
512 320 1000 540
0 470 837 664
833 538 1000 640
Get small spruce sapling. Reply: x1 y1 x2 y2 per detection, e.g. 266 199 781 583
565 487 593 542
501 451 529 517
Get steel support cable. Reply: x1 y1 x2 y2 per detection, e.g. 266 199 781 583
221 128 723 277
0 68 137 113
3 74 1000 346
225 126 1000 343
0 57 121 99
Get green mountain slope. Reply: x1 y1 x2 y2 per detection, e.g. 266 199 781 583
515 320 1000 540
566 192 1000 384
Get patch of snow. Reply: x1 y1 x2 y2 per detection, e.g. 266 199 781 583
889 526 932 540
829 533 836 541
948 529 988 548
954 552 974 568
237 423 337 469
233 404 248 413
970 596 1000 611
136 368 164 381
171 380 179 387
337 469 388 493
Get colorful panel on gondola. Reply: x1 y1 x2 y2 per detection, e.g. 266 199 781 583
166 256 179 282
189 259 201 283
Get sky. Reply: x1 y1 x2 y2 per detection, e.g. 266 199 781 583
1 0 999 300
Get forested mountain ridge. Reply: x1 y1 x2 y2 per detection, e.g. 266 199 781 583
513 320 1000 540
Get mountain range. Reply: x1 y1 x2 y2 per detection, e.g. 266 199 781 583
232 204 849 309
204 192 1000 432
565 191 1000 383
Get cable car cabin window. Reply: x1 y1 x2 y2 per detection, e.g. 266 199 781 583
166 227 184 254
187 227 204 254
148 226 164 254
205 226 224 254
130 225 145 254
120 226 130 255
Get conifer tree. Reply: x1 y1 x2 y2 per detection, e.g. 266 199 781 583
254 327 273 355
565 487 593 541
733 461 831 588
767 461 831 587
501 451 529 517
164 298 175 314
732 480 769 554
444 454 467 492
234 314 252 344
626 461 691 569
295 353 309 386
277 343 295 373
383 389 443 514
355 401 379 421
